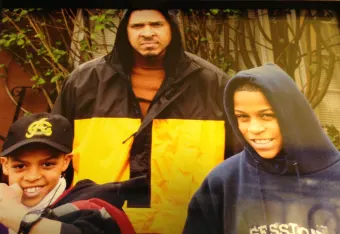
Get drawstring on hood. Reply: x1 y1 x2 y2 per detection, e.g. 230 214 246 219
255 160 268 227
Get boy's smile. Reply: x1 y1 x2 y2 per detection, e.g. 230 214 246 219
0 146 71 207
23 185 45 198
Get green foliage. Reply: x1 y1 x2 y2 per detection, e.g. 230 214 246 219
323 125 340 150
23 111 32 116
183 9 241 73
0 8 121 108
0 8 68 94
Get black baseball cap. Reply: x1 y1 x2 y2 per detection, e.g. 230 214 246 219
1 112 74 156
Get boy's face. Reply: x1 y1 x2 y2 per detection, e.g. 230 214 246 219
0 148 71 207
234 91 283 159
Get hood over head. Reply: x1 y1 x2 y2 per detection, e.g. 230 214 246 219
223 63 339 174
105 9 186 75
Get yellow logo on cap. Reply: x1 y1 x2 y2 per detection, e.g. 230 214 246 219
25 118 52 138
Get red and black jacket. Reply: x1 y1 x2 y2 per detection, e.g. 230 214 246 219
0 176 147 234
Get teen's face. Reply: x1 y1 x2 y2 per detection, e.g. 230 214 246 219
0 149 71 207
127 10 171 58
234 91 283 159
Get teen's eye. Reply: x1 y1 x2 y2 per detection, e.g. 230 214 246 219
235 114 249 119
261 113 275 120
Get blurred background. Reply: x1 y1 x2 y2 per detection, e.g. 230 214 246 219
0 8 339 149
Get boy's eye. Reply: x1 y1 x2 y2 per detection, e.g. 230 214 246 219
12 164 25 170
42 162 56 168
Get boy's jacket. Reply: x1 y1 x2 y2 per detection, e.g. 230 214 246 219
0 176 147 234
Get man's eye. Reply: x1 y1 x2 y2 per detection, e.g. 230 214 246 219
151 22 163 27
131 24 143 29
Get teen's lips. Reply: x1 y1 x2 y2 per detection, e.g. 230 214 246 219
250 138 274 149
23 186 44 198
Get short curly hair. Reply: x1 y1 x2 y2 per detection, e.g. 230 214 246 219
234 81 262 92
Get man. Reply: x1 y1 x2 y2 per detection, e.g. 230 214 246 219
52 9 236 234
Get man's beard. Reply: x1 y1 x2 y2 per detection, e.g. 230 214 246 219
133 48 166 66
141 50 161 58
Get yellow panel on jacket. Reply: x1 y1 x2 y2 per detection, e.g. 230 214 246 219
73 118 225 234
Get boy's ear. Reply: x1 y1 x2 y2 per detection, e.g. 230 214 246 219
62 153 73 172
0 157 9 175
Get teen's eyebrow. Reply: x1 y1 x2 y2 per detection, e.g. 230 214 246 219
258 108 273 113
234 109 246 113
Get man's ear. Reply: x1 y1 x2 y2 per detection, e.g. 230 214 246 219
0 157 9 175
62 153 73 172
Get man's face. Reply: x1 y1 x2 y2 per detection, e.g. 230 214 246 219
233 91 283 159
127 10 171 58
0 148 71 207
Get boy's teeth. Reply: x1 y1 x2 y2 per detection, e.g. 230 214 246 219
25 187 41 193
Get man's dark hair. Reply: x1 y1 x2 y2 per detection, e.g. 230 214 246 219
112 9 185 74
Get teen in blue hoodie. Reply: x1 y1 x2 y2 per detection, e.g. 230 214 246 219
183 63 340 234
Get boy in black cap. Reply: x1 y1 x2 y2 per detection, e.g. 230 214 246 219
0 112 143 234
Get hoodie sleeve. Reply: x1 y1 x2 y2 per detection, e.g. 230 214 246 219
183 177 223 234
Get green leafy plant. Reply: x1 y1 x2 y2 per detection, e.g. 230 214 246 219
0 8 122 110
323 125 340 151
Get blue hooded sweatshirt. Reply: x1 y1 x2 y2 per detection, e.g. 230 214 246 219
183 63 340 234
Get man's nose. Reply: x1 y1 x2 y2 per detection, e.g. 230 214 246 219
141 26 155 37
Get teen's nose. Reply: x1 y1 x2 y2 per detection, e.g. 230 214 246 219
248 119 265 134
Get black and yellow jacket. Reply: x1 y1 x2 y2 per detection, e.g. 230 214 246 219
52 9 236 234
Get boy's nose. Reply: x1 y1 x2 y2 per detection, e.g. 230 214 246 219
24 168 42 182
